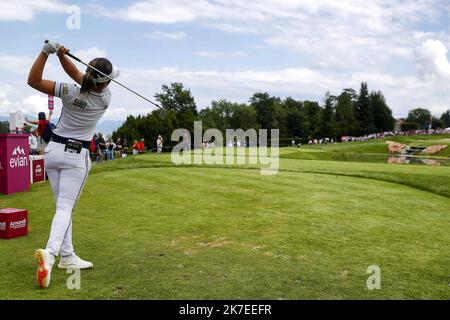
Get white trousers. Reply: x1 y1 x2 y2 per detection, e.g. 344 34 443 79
44 141 91 257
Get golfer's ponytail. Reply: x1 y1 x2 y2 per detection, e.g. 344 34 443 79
80 71 96 95
80 58 113 95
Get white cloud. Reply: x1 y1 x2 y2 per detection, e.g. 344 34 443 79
122 0 199 24
21 94 48 115
72 47 107 63
101 0 447 74
0 86 13 111
194 50 246 58
103 107 132 121
146 31 186 40
105 65 448 120
0 0 67 22
415 39 450 80
0 85 52 118
0 55 33 74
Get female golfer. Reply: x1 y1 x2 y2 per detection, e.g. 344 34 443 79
27 41 119 288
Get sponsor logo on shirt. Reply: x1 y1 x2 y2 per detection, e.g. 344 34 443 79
63 83 69 94
0 221 5 231
73 99 87 109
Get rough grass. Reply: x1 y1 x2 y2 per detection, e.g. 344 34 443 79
0 149 449 300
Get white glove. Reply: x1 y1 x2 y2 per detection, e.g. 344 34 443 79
42 40 60 55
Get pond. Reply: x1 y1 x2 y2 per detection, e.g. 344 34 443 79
387 155 450 166
331 152 450 166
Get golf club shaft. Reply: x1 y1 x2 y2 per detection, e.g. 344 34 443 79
65 52 163 109
44 40 163 110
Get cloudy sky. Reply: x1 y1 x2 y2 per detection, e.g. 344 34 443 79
1 0 450 122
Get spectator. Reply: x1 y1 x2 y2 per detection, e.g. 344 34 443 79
156 135 163 153
106 138 116 160
29 128 39 155
122 138 129 157
115 138 123 159
98 133 106 162
132 140 140 156
90 134 97 161
26 109 53 153
138 138 145 153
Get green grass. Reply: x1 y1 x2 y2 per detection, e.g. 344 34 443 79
91 151 450 198
1 146 450 299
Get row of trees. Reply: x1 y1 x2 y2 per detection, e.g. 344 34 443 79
112 82 448 147
113 82 401 146
405 108 450 130
2 81 448 140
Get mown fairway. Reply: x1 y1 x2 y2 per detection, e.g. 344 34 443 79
1 140 449 299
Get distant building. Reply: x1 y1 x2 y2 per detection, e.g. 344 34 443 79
394 118 405 132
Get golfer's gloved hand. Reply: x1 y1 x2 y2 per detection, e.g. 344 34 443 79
57 45 70 58
42 40 61 55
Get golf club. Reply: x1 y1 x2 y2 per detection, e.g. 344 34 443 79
45 40 165 112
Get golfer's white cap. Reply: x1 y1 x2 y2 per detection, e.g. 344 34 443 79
94 65 120 84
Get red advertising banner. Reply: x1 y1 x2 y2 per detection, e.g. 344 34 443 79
0 134 30 195
30 155 45 183
0 208 28 239
32 158 45 183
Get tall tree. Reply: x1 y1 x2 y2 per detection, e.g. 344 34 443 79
200 99 233 132
431 117 444 129
342 88 358 104
155 83 197 114
315 92 336 138
303 100 322 137
440 110 450 128
370 91 395 132
407 108 432 129
335 91 359 136
229 103 257 131
249 92 278 130
354 82 374 134
155 82 198 133
283 97 309 138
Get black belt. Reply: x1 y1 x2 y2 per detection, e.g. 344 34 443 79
51 133 91 150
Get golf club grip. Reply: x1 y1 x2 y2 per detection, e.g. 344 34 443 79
44 40 81 62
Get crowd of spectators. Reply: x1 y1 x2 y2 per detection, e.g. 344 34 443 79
305 128 449 146
340 128 449 143
92 134 142 163
91 135 164 163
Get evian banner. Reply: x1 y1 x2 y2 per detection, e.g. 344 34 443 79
0 134 30 195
